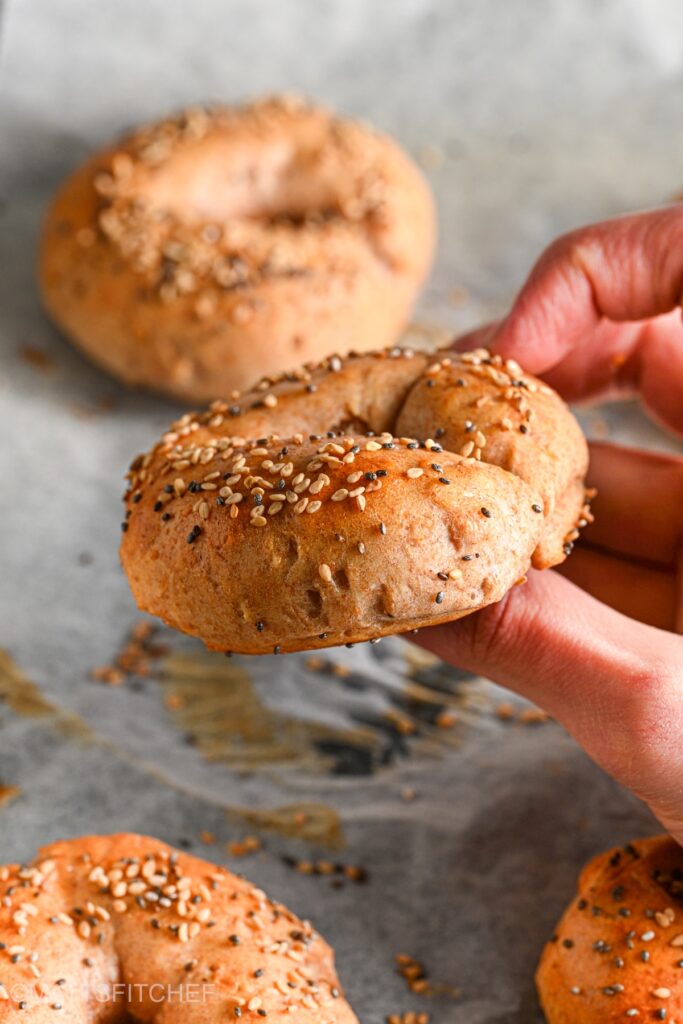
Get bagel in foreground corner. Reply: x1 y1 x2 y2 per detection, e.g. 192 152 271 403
537 835 683 1023
120 346 591 654
39 95 435 402
0 833 357 1021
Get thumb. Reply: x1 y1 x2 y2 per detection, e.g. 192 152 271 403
416 570 683 835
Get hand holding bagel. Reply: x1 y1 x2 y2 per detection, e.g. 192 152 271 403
419 207 683 847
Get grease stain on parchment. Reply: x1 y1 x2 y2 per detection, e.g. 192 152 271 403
0 649 93 741
226 802 344 848
160 652 386 774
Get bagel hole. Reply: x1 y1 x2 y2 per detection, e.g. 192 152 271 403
139 150 345 227
304 588 324 618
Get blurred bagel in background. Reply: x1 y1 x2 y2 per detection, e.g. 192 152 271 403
39 95 436 402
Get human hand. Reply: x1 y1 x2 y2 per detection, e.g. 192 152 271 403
418 206 683 837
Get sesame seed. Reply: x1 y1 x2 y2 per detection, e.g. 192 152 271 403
319 564 333 583
406 467 424 479
480 507 492 518
435 592 445 604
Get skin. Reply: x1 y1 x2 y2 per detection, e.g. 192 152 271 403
417 206 683 839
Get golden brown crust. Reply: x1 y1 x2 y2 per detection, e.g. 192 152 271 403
120 346 590 654
0 833 357 1022
394 353 590 568
537 835 683 1023
39 96 435 402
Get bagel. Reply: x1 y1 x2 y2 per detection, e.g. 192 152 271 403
537 835 683 1023
39 96 435 402
0 832 357 1022
120 346 590 654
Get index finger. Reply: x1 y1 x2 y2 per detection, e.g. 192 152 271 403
483 206 683 434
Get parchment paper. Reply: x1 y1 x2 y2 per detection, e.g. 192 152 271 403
1 2 683 1021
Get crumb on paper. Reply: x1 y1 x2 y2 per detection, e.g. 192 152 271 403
90 620 167 685
227 835 262 857
0 784 20 809
417 144 444 170
448 287 470 307
18 345 54 371
281 855 369 884
387 1014 430 1024
395 954 461 999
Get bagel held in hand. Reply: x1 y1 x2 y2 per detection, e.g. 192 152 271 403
120 346 590 654
39 96 435 402
537 836 683 1023
0 833 357 1022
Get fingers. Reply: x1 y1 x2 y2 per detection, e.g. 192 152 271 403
416 571 683 823
557 546 678 632
490 206 683 363
583 442 683 565
455 208 683 435
540 313 683 435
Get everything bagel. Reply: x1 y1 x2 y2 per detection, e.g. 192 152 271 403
39 96 435 402
120 346 590 654
0 833 357 1022
537 835 683 1023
